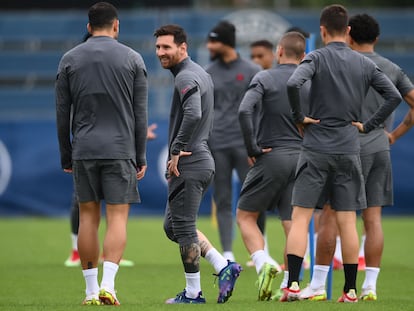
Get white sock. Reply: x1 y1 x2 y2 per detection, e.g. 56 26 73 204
362 267 380 291
313 233 318 258
83 268 99 298
305 234 310 259
222 251 235 262
185 272 201 298
263 234 270 255
334 236 342 262
251 250 267 274
280 271 289 289
310 265 330 289
71 233 78 251
359 235 366 258
100 261 119 294
205 248 228 274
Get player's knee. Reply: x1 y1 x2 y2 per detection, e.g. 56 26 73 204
163 220 177 243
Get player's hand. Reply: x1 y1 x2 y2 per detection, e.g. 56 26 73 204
147 123 157 140
248 157 255 166
248 148 271 165
167 151 192 177
63 168 72 173
136 165 147 180
386 131 396 145
296 117 320 136
352 121 364 133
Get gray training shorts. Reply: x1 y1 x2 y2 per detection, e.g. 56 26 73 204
164 168 214 245
292 150 367 212
361 150 393 207
72 159 140 204
237 148 299 221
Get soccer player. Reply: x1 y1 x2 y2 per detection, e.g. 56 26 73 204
206 21 261 261
250 40 275 70
245 39 276 269
237 31 308 301
300 13 414 302
154 24 242 304
64 123 158 268
282 4 401 303
56 2 148 305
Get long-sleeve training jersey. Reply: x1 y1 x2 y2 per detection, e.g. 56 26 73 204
206 56 260 151
239 63 308 157
359 51 414 155
168 57 214 169
287 42 401 154
56 36 148 169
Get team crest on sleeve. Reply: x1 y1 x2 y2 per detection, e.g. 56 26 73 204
181 86 191 94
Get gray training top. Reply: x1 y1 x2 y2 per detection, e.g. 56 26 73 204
56 36 148 169
168 57 215 169
287 42 402 154
239 64 307 157
359 51 414 155
206 56 260 150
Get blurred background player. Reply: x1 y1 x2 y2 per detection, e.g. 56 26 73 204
237 31 307 301
300 13 414 302
245 39 274 269
64 123 157 267
250 40 275 70
206 20 261 261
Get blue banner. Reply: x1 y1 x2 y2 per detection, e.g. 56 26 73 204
0 110 413 216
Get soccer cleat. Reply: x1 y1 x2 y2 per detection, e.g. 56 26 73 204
279 282 301 302
360 288 377 301
333 257 343 270
299 284 327 301
337 289 358 303
302 255 311 270
64 250 80 267
270 288 284 301
358 256 366 271
119 258 135 267
246 260 255 268
99 289 120 305
216 261 243 303
82 297 101 305
256 263 279 301
165 290 206 304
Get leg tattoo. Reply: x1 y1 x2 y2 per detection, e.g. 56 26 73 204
199 240 210 257
180 243 201 273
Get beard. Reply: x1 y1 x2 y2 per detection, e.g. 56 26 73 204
209 50 224 61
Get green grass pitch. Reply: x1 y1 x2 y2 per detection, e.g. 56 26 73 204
0 215 413 310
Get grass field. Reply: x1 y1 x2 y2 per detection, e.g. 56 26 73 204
0 215 413 310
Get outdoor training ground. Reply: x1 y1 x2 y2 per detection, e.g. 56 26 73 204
1 215 412 311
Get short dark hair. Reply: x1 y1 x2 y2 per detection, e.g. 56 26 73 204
285 26 310 39
250 40 274 50
320 4 348 35
88 2 118 30
279 31 306 59
349 14 380 44
154 24 187 46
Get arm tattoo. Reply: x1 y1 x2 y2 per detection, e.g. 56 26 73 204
180 243 201 273
403 113 413 127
